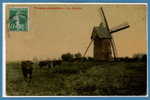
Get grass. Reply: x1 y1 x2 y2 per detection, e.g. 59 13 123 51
6 61 147 96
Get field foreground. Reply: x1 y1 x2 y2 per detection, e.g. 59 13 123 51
6 61 147 96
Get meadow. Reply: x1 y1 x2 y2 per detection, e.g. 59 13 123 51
6 60 147 96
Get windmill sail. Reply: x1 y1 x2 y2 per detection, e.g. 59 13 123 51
98 7 110 35
91 7 111 39
110 23 130 34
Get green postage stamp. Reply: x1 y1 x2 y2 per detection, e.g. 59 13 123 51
9 8 28 31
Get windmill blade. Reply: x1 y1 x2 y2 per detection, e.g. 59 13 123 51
98 7 110 33
110 23 130 34
83 39 93 57
110 38 118 59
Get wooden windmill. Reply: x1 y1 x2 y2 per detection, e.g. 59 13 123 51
84 7 130 61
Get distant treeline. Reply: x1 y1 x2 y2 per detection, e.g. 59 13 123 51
60 53 147 62
115 53 147 62
31 53 147 63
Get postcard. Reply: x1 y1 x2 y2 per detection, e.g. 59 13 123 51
3 3 147 97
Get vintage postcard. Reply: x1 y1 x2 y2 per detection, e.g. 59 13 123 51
3 3 147 97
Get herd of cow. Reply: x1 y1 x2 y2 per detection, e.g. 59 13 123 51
21 60 62 82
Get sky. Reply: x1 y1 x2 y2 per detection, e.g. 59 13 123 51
5 4 147 61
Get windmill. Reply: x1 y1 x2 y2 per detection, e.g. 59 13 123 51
83 7 130 61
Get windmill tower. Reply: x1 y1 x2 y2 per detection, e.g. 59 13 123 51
84 7 130 61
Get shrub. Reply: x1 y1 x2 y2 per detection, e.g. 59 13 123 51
74 53 82 59
61 53 74 62
132 53 147 61
141 54 147 61
80 57 88 62
74 52 82 61
87 57 95 61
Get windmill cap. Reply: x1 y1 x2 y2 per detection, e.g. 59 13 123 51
91 25 112 39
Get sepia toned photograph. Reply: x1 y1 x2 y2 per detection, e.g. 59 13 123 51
4 3 147 96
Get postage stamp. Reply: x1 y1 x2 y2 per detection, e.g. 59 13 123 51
8 8 28 31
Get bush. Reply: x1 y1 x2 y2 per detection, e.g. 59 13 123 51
132 53 147 61
141 54 147 61
61 53 74 62
74 53 82 61
87 57 95 61
124 57 130 62
80 57 88 62
74 53 82 59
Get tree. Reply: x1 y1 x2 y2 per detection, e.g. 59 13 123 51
87 57 94 61
132 53 147 61
141 54 147 61
61 53 74 62
74 53 82 59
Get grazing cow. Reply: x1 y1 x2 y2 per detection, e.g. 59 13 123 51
39 60 62 68
53 60 62 67
39 60 52 68
21 60 33 82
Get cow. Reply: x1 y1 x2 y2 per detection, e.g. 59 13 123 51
39 60 62 68
39 60 52 68
53 60 62 67
21 60 33 82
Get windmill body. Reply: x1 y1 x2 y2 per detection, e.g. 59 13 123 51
91 24 112 61
90 7 130 61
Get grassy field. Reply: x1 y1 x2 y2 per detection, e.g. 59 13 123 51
6 61 147 96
